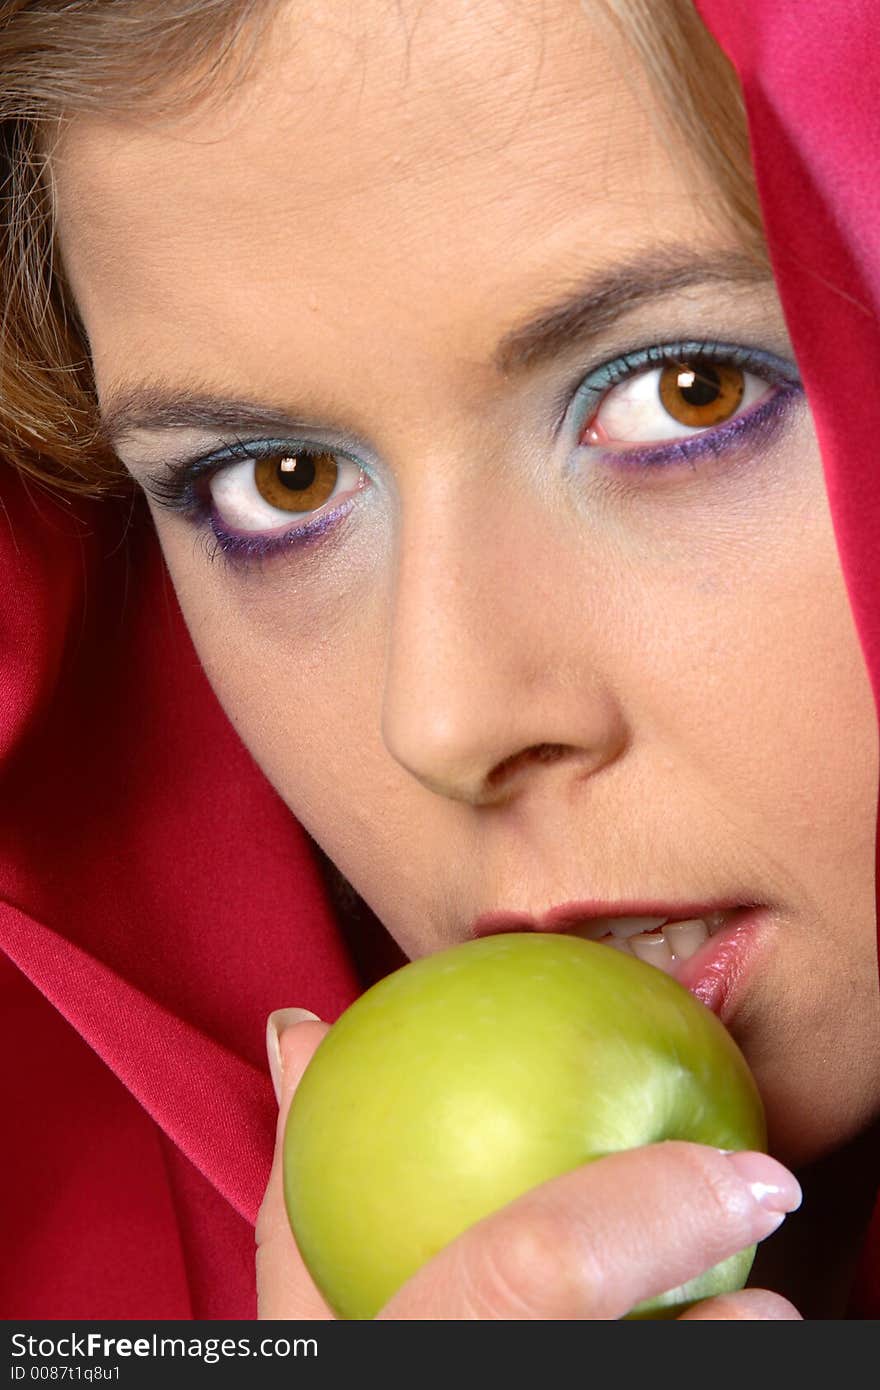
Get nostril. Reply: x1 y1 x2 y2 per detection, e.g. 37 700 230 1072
486 742 570 788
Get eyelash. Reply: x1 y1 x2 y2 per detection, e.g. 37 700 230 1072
565 339 801 471
143 339 802 571
144 438 368 573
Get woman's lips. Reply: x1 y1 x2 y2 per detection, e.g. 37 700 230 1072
469 902 770 1021
470 898 744 937
673 906 770 1020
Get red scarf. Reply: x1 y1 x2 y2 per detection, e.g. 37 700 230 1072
696 0 880 1317
1 0 878 1319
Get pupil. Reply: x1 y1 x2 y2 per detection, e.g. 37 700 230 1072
678 364 721 407
277 455 316 492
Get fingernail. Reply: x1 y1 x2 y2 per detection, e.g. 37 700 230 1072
725 1150 803 1227
265 1007 320 1104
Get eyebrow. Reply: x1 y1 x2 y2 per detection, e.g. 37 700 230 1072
100 246 773 447
494 248 771 373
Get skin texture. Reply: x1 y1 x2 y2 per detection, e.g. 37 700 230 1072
51 0 879 1316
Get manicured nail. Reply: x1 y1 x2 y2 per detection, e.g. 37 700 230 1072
266 1008 320 1103
725 1150 803 1230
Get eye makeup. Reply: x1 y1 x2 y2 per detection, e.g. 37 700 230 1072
565 339 803 474
141 436 370 571
194 493 360 571
134 338 803 572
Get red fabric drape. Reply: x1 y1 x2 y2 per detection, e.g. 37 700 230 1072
0 481 365 1317
695 0 880 1317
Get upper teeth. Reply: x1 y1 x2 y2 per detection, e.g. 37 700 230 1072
567 910 734 973
607 915 668 939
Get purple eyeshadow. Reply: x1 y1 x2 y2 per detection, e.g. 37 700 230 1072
591 384 798 473
202 495 356 570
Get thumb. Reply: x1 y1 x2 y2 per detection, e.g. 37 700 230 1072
256 1008 335 1319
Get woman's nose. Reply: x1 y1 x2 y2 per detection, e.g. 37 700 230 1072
380 466 629 807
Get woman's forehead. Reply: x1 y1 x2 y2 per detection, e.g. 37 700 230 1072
52 0 715 274
52 0 734 411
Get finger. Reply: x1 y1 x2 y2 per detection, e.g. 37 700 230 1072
377 1142 801 1320
256 1016 335 1320
678 1287 803 1320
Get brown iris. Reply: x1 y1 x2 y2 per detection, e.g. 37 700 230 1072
254 451 339 513
658 360 745 428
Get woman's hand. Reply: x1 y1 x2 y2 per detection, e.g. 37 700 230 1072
256 1014 803 1320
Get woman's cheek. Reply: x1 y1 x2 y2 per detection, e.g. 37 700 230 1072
152 497 385 676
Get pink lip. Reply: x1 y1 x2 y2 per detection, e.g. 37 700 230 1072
673 906 771 1022
469 897 745 938
469 900 771 1021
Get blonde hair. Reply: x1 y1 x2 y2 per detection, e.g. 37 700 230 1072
0 0 767 499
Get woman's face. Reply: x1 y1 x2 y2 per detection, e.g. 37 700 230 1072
54 0 878 1168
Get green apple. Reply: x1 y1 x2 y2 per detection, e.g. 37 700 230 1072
283 931 766 1319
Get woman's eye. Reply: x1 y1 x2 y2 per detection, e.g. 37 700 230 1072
209 447 362 532
581 359 770 450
